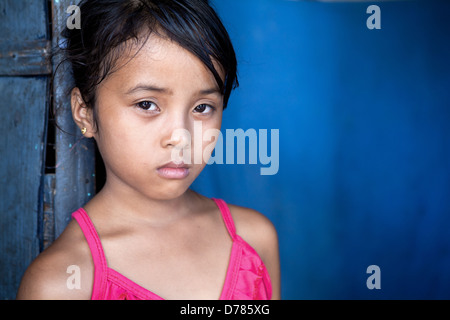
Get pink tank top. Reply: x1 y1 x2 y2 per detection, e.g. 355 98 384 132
71 198 272 300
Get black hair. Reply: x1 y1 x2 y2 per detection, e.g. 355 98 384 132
60 0 238 128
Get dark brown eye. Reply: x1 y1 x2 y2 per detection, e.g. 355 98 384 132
137 101 158 111
194 104 214 114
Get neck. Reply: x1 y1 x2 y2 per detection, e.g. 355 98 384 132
84 176 200 226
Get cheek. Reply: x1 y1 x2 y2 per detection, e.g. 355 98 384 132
93 107 160 168
189 118 222 166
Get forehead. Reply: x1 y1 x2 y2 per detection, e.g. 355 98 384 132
99 32 225 92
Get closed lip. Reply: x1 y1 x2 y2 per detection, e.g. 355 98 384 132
158 161 191 169
156 161 191 179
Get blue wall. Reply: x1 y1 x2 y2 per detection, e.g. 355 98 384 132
192 0 450 299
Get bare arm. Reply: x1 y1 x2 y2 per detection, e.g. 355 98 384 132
16 221 94 300
229 204 281 300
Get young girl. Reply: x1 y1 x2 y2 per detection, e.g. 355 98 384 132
17 0 280 300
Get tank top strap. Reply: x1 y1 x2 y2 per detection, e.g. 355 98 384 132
71 208 107 299
212 198 237 240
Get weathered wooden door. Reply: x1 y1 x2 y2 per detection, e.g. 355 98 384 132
0 0 95 299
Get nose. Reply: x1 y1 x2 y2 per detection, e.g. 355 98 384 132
160 112 191 150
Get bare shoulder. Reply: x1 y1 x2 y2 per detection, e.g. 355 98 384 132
227 203 281 299
227 204 278 256
16 219 93 300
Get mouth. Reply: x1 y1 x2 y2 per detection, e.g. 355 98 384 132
156 161 190 179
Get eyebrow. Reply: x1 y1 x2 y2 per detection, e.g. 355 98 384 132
125 84 171 95
199 88 222 96
125 83 222 96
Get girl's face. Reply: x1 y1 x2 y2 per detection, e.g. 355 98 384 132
79 34 224 200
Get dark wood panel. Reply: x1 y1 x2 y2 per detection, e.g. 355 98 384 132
0 76 48 299
0 0 50 300
52 0 96 238
0 40 51 76
0 0 48 41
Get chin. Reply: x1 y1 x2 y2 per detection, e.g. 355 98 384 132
147 183 192 201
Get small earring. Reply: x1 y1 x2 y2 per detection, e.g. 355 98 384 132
81 127 87 135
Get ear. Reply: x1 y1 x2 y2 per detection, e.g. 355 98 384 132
71 87 96 138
